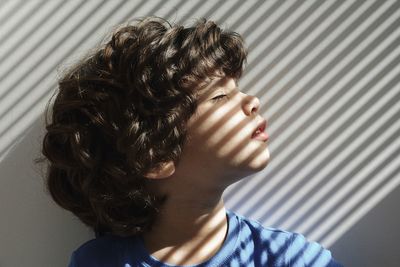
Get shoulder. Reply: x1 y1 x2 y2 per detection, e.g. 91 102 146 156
68 235 133 267
233 211 294 244
230 211 343 267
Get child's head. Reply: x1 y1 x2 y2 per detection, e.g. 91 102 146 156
40 17 250 236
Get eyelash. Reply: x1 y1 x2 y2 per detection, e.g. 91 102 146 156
211 94 228 102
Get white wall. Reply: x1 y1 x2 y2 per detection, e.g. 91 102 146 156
0 116 93 267
0 0 399 266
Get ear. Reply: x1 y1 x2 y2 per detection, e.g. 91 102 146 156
144 161 176 179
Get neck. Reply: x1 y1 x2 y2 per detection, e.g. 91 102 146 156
141 196 228 265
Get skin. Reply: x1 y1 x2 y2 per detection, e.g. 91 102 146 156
142 76 270 265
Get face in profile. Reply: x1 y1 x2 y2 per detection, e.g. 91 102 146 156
176 76 270 188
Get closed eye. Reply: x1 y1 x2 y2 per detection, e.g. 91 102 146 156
211 94 228 102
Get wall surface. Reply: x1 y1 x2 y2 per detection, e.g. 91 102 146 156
0 118 93 267
0 0 399 266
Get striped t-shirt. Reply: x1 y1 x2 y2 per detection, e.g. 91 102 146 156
68 209 343 266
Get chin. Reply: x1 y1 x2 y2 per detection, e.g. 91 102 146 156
241 148 271 173
250 155 270 172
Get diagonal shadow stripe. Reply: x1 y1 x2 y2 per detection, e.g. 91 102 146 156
250 0 387 106
258 44 395 205
225 9 400 207
0 0 27 30
277 95 400 231
217 0 255 29
0 0 15 13
0 0 92 83
0 0 146 156
229 0 286 37
270 26 400 162
247 0 327 52
226 35 400 215
264 0 399 119
307 139 400 241
321 155 400 246
146 0 187 24
258 1 398 123
0 0 68 64
0 1 136 118
221 4 397 211
242 0 364 92
0 0 10 10
280 93 400 232
182 0 226 23
247 0 363 97
176 0 224 24
261 73 400 231
317 143 400 241
0 0 45 46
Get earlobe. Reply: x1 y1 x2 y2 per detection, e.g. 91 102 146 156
144 161 175 179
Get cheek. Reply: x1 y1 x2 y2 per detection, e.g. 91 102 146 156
209 112 250 148
186 101 249 154
191 118 252 162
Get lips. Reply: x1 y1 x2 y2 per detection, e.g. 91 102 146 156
251 119 269 141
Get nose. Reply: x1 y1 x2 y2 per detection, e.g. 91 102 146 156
242 94 260 116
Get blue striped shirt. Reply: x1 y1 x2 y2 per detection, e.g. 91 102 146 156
68 209 343 266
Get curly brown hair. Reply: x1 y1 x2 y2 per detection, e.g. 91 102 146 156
36 16 247 237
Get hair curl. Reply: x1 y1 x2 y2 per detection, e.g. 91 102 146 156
37 17 247 237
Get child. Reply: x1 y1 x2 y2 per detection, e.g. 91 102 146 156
40 16 343 266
